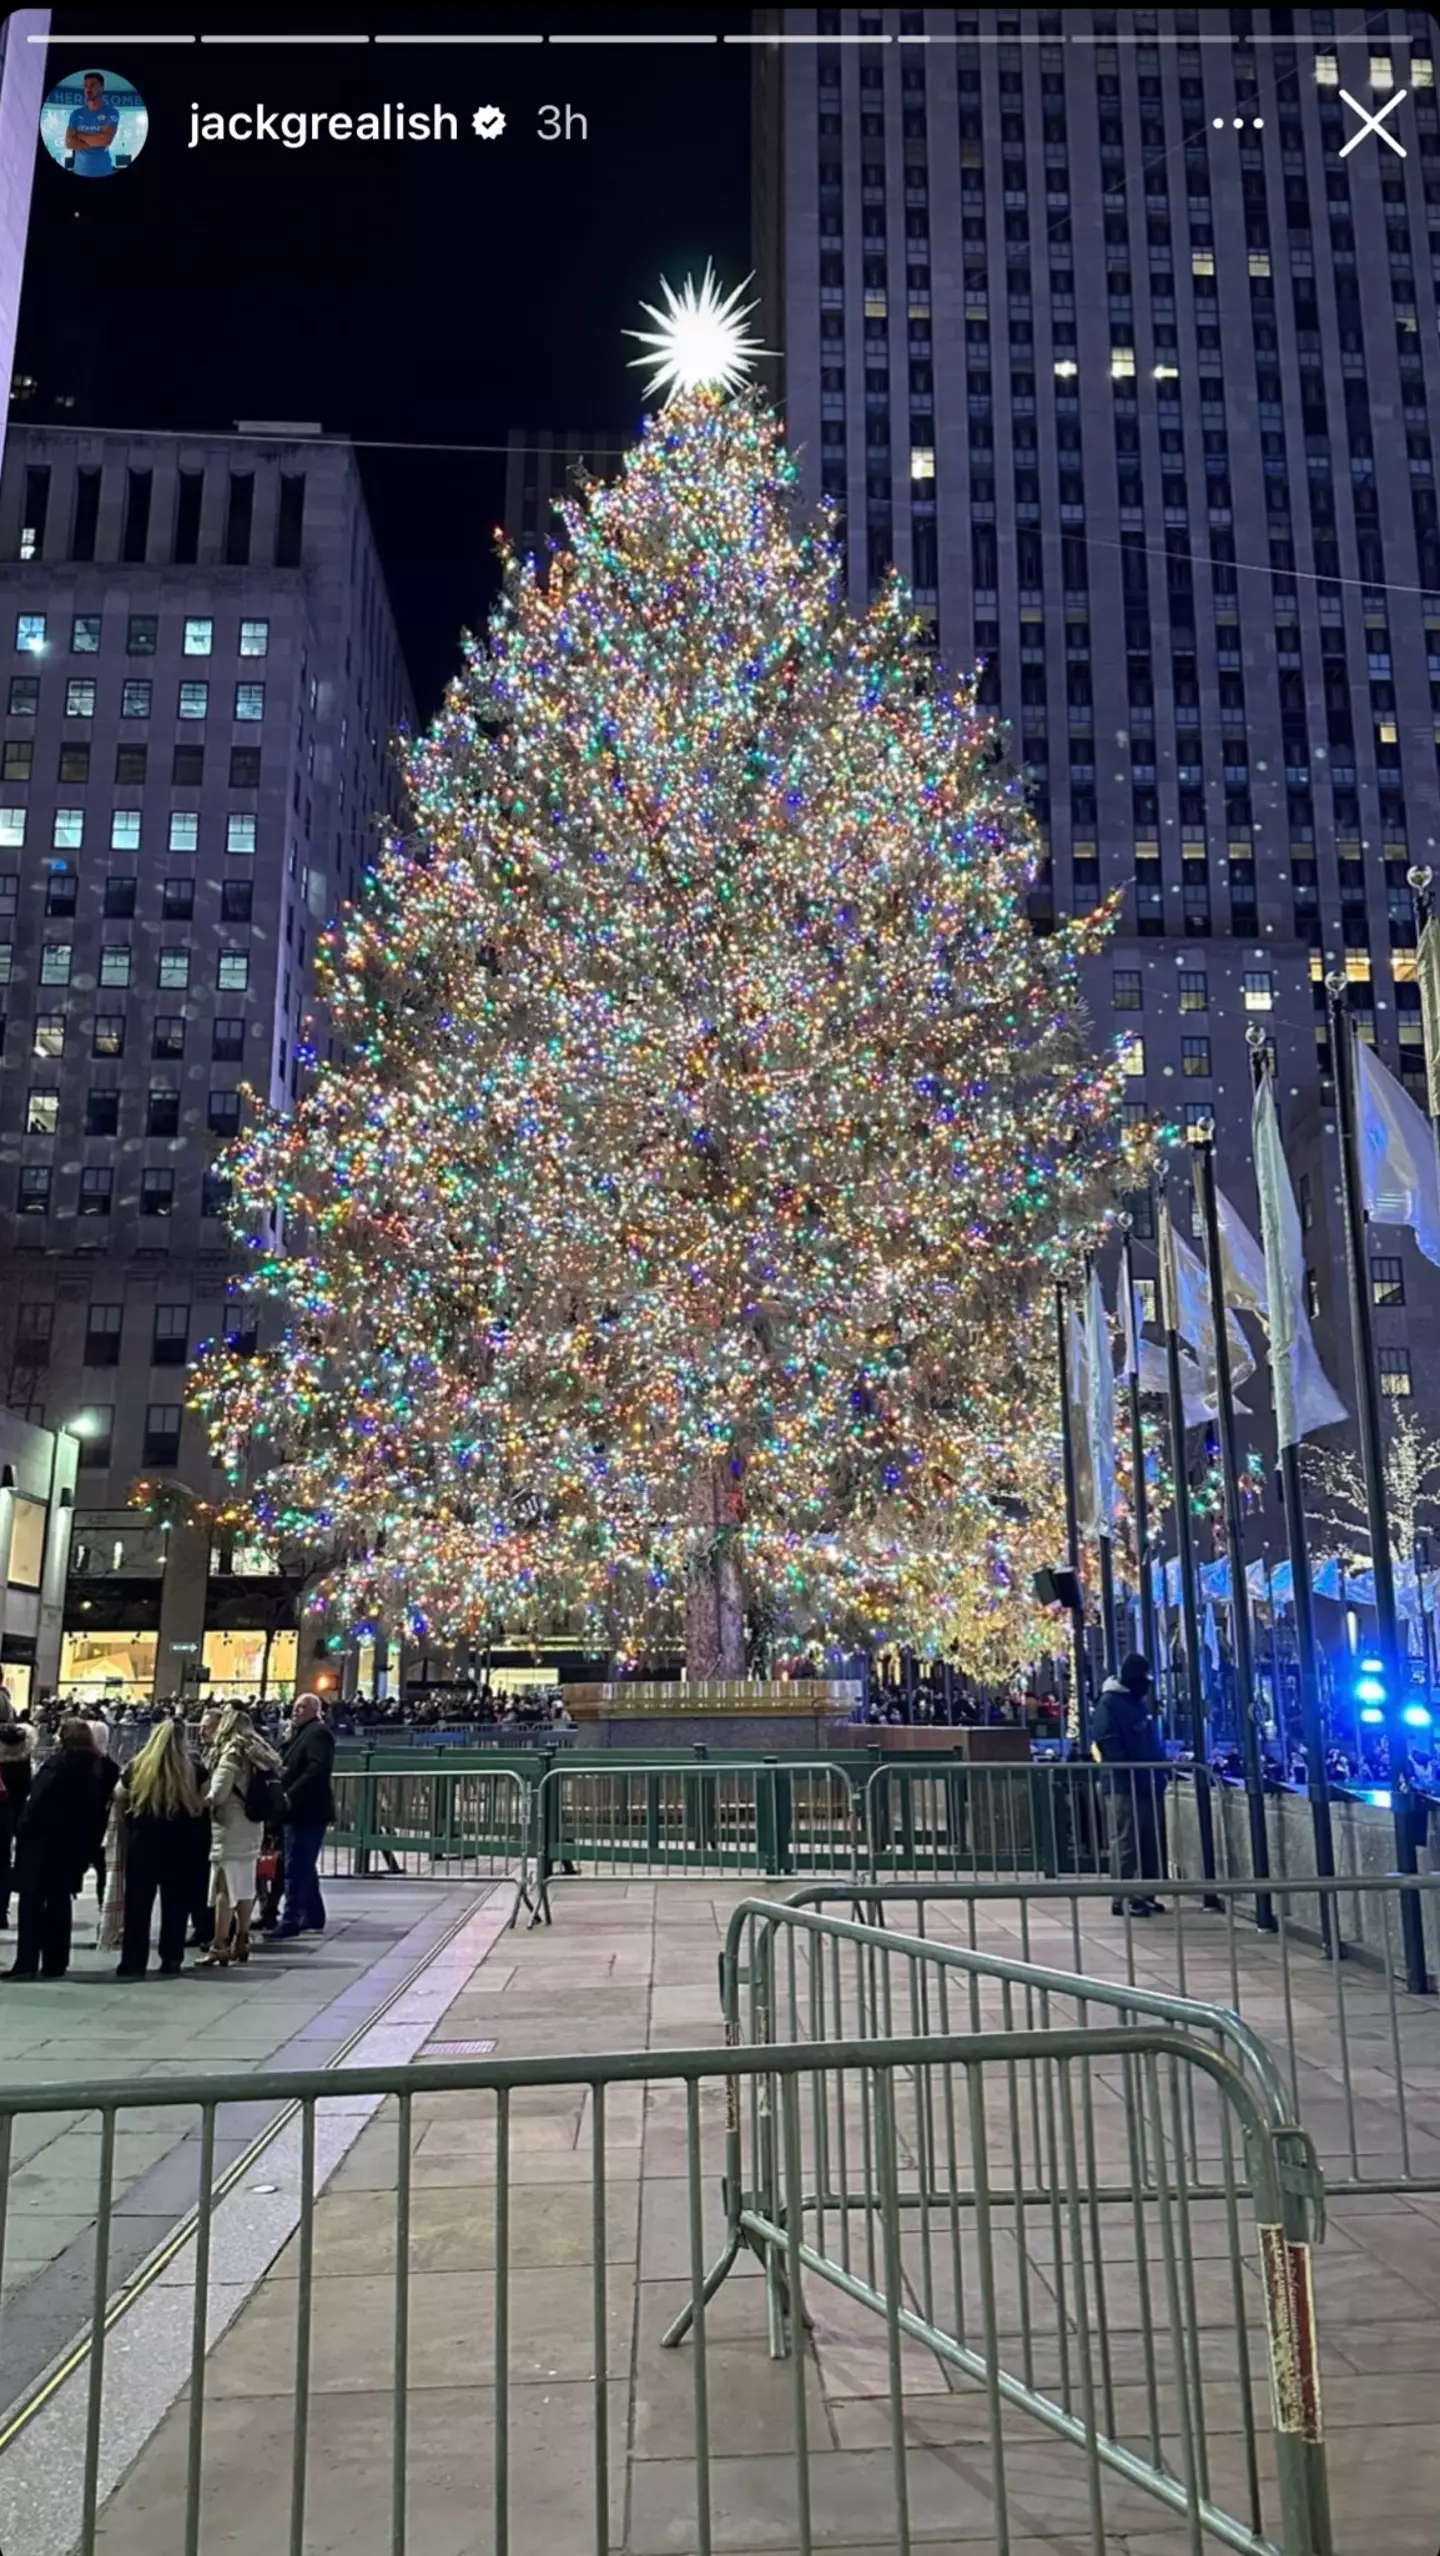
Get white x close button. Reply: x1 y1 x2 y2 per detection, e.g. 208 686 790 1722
1339 87 1408 157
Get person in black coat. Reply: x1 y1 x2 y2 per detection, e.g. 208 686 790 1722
116 1719 209 1979
6 1719 112 1979
1091 1652 1169 1916
0 1711 34 1931
269 1694 337 1939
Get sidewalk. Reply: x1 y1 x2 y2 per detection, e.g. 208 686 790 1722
6 1881 1440 2554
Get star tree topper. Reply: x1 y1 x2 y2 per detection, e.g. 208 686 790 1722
625 263 769 403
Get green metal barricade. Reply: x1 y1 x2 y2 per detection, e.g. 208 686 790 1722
327 1764 533 1884
533 1758 862 1914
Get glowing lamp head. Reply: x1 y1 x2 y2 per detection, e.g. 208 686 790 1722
1403 1704 1433 1731
1359 1706 1386 1726
1354 1676 1387 1707
626 265 768 403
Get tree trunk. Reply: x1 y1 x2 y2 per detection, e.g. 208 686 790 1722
686 1453 746 1678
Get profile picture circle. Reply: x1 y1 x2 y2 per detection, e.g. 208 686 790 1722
40 67 148 178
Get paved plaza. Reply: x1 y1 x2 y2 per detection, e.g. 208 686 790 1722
0 1878 1438 2552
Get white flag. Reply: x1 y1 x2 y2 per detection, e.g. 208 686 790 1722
1251 1077 1347 1449
1136 1336 1215 1425
1217 1189 1268 1319
1166 1219 1255 1391
1067 1302 1097 1539
1356 1035 1440 1270
1419 912 1440 1123
1117 1262 1140 1382
1085 1263 1117 1536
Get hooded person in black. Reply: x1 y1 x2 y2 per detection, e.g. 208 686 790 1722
5 1719 112 1979
0 1709 34 1931
1091 1652 1168 1916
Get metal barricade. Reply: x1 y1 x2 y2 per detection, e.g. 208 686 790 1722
328 1763 534 1890
533 1758 862 1915
781 1873 1440 2198
863 1759 1234 1886
0 2032 1331 2556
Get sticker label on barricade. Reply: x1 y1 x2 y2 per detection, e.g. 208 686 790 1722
1259 2224 1324 2442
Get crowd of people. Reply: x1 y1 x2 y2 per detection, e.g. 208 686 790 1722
0 1688 337 1984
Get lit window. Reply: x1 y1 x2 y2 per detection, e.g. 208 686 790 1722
1182 1035 1212 1078
99 946 132 988
1248 252 1270 279
1378 717 1398 745
93 1014 126 1058
110 809 141 852
7 677 38 716
1178 971 1208 1013
239 619 270 657
33 1013 64 1058
1242 970 1274 1013
0 809 26 847
1111 349 1135 379
1379 1347 1413 1398
1191 251 1215 277
1119 1032 1145 1077
1054 359 1078 379
1315 53 1339 85
65 678 96 718
26 1090 58 1135
1371 1256 1405 1309
217 950 249 991
183 617 213 657
15 613 46 654
121 679 151 718
169 811 199 853
2 741 32 781
1346 952 1372 984
233 682 265 721
39 941 72 985
1415 59 1435 89
226 812 256 855
71 614 102 653
178 681 209 720
1370 54 1393 89
910 449 936 482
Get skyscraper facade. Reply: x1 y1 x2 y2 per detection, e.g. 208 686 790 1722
755 4 1440 1423
0 12 50 487
0 426 412 1701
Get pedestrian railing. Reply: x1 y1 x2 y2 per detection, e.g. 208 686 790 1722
778 1872 1440 2198
531 1758 863 1913
327 1763 534 1890
863 1757 1237 1886
0 2030 1332 2556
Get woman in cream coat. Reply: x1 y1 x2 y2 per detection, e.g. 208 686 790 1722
203 1702 281 1966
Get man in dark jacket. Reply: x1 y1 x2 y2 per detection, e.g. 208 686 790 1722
1091 1652 1168 1917
6 1719 111 1978
270 1693 336 1940
0 1710 35 1930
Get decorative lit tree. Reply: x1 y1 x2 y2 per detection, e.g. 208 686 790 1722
193 276 1138 1675
1303 1411 1440 1571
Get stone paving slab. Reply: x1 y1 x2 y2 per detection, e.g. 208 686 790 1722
10 1879 1440 2552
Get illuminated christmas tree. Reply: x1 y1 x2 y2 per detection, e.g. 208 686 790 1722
194 277 1137 1675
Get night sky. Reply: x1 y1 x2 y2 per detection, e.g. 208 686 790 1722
16 6 754 717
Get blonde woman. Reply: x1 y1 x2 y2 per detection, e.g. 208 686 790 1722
204 1702 281 1968
116 1719 207 1980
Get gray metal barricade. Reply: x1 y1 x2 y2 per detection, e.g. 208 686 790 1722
0 2031 1331 2556
780 1873 1440 2197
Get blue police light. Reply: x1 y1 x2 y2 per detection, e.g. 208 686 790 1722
1403 1704 1434 1731
1354 1678 1387 1707
1359 1706 1386 1726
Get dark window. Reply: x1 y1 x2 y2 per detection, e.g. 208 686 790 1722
75 1406 114 1465
20 463 51 559
14 1301 54 1364
162 877 195 922
143 1403 182 1466
126 615 158 656
84 1305 122 1367
224 471 254 567
221 879 253 923
201 1170 233 1219
103 876 136 918
140 1167 176 1217
92 1013 126 1058
122 468 153 564
114 745 147 784
1371 1255 1405 1307
147 1082 180 1137
71 468 101 562
2 741 32 781
79 1165 113 1217
85 1089 119 1136
17 1165 51 1214
172 744 204 785
173 469 203 564
7 676 38 715
229 746 261 788
152 1017 186 1060
57 743 90 784
275 472 306 567
45 867 77 917
208 1088 241 1137
212 1017 245 1061
152 1305 188 1367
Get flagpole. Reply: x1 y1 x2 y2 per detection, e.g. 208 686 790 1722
1054 1279 1092 1754
1326 975 1428 1993
1084 1252 1120 1680
1191 1122 1274 1922
1122 1227 1159 1675
1247 1032 1336 1929
1158 1183 1219 1887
